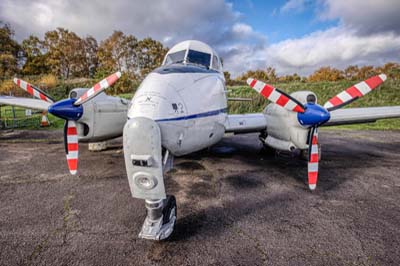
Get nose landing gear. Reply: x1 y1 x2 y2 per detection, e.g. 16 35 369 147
139 195 177 240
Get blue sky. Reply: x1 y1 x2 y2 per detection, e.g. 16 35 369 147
229 0 339 43
1 0 400 76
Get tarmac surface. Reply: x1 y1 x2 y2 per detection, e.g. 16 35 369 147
0 129 400 266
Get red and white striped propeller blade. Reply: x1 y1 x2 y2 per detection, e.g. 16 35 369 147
13 78 54 103
74 71 122 106
308 127 319 190
64 120 79 175
247 78 305 113
323 74 386 111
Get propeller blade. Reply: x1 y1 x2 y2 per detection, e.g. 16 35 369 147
323 74 386 111
74 71 122 106
247 78 305 113
13 78 55 103
307 127 319 190
64 120 79 175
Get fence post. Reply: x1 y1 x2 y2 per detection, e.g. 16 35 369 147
9 92 16 129
12 105 16 129
0 105 3 129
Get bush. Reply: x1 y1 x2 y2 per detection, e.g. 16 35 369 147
0 79 15 95
38 74 58 89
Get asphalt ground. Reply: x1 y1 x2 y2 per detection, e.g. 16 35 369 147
0 129 399 266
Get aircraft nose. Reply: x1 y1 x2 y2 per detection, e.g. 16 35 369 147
48 99 83 121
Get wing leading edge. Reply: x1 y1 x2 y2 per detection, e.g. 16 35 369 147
224 113 267 133
0 96 51 111
323 106 400 126
224 106 400 133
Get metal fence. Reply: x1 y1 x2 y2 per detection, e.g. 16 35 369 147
0 105 42 129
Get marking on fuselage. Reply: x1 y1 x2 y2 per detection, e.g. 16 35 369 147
178 103 184 113
156 108 227 122
171 103 185 114
172 103 178 113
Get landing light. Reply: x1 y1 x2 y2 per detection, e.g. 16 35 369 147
133 172 157 190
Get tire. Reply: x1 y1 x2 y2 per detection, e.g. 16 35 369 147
162 195 177 225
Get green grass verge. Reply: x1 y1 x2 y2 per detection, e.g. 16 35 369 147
1 105 64 130
1 80 399 130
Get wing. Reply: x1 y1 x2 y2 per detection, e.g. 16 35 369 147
323 106 400 126
224 113 267 133
0 96 51 111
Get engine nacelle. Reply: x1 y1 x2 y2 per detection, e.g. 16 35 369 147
261 91 317 151
290 91 318 105
69 88 129 142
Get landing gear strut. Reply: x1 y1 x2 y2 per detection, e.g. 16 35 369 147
139 195 177 240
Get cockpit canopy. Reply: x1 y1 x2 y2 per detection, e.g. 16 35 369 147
162 40 222 72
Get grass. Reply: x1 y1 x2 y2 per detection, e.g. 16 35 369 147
118 93 134 100
1 80 399 130
0 105 64 130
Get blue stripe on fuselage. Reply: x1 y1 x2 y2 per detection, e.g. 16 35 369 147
155 108 227 122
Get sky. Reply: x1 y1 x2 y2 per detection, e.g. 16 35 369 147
1 0 400 77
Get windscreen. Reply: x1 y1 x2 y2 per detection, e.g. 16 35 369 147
186 50 211 68
164 50 186 65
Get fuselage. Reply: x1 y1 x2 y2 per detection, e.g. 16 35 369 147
128 64 228 156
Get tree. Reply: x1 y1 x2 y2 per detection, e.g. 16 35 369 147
279 73 302 83
235 67 278 83
356 65 376 80
136 38 168 77
21 35 49 75
0 22 21 77
44 28 88 78
308 67 344 82
343 65 359 80
375 62 400 80
83 36 98 78
97 31 138 77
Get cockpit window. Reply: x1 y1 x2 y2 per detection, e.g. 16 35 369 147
212 55 220 71
186 50 211 68
164 50 186 65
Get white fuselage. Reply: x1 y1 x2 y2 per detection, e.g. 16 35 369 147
128 65 227 156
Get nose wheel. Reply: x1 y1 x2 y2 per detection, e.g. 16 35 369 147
139 195 177 240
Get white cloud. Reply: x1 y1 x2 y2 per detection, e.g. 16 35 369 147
319 0 400 34
280 0 308 13
232 23 253 35
1 0 400 77
0 0 267 76
0 0 239 44
265 27 400 75
228 0 400 77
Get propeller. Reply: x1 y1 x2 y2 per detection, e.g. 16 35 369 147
13 78 55 127
307 127 318 190
13 72 122 175
49 71 121 174
248 74 387 190
74 71 121 105
247 78 305 112
324 74 386 111
64 120 79 175
13 78 55 103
